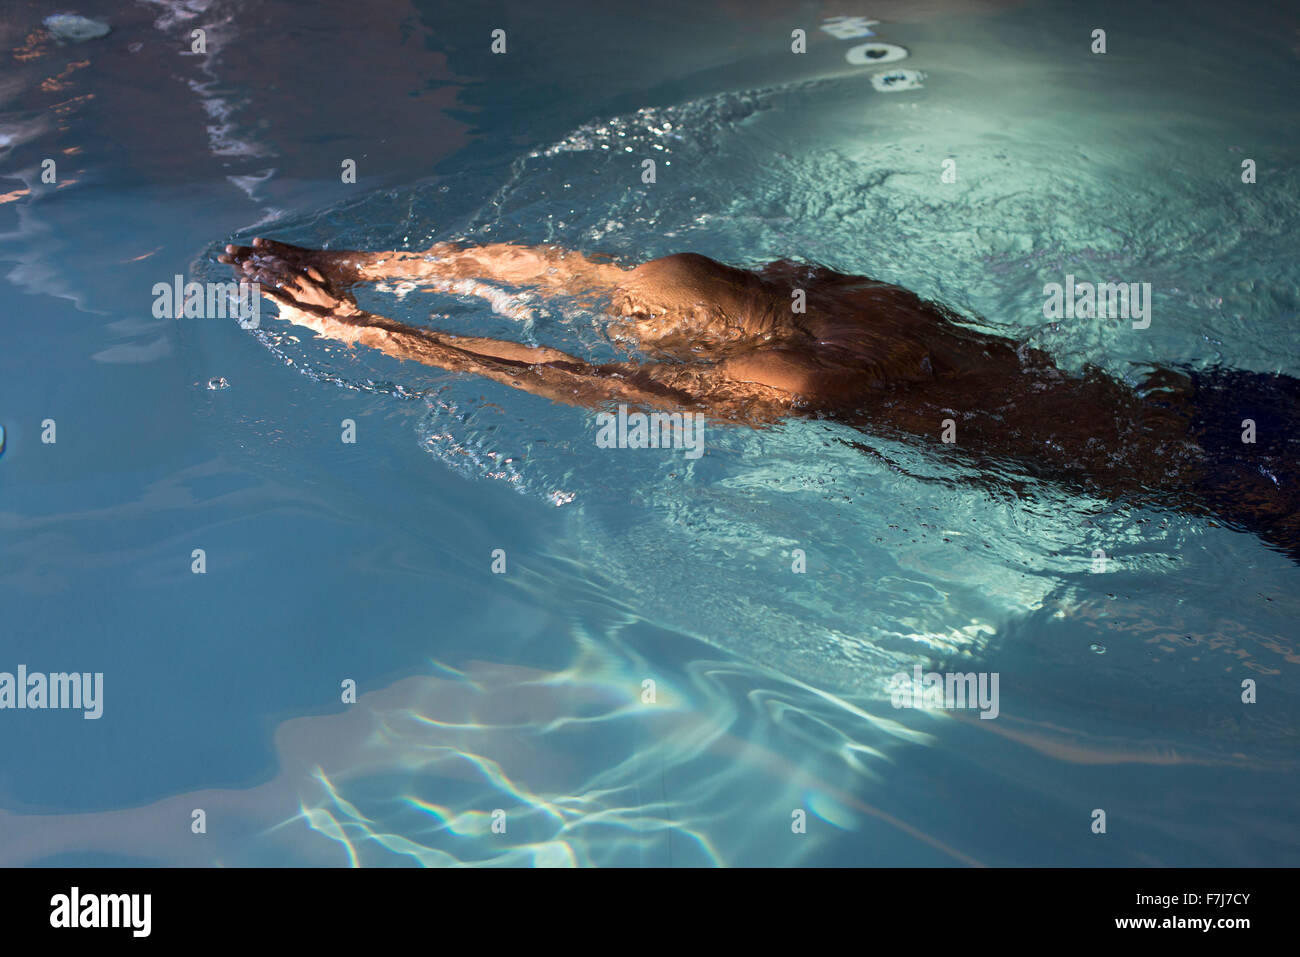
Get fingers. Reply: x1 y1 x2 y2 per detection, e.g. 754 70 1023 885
218 238 316 277
217 238 358 320
251 236 311 260
219 240 288 281
217 243 250 265
220 247 293 297
219 237 368 296
218 238 294 265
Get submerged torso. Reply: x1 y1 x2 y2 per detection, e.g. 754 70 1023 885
618 256 1210 503
600 251 1300 565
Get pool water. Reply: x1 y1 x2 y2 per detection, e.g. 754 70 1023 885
1 0 1298 866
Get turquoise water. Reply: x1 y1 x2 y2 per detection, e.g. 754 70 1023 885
1 0 1298 866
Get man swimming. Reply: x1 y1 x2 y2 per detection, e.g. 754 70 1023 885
220 237 1300 562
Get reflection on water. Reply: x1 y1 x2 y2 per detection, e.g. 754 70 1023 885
0 619 963 867
6 600 1286 867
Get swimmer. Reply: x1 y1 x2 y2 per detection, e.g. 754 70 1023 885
220 237 1300 562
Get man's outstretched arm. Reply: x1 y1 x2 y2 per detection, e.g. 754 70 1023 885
222 237 629 300
222 242 702 413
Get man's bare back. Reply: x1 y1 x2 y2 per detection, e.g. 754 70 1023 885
220 237 1300 562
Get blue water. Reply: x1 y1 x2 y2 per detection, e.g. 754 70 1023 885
1 0 1298 866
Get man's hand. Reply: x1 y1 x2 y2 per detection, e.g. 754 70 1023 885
219 237 363 316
